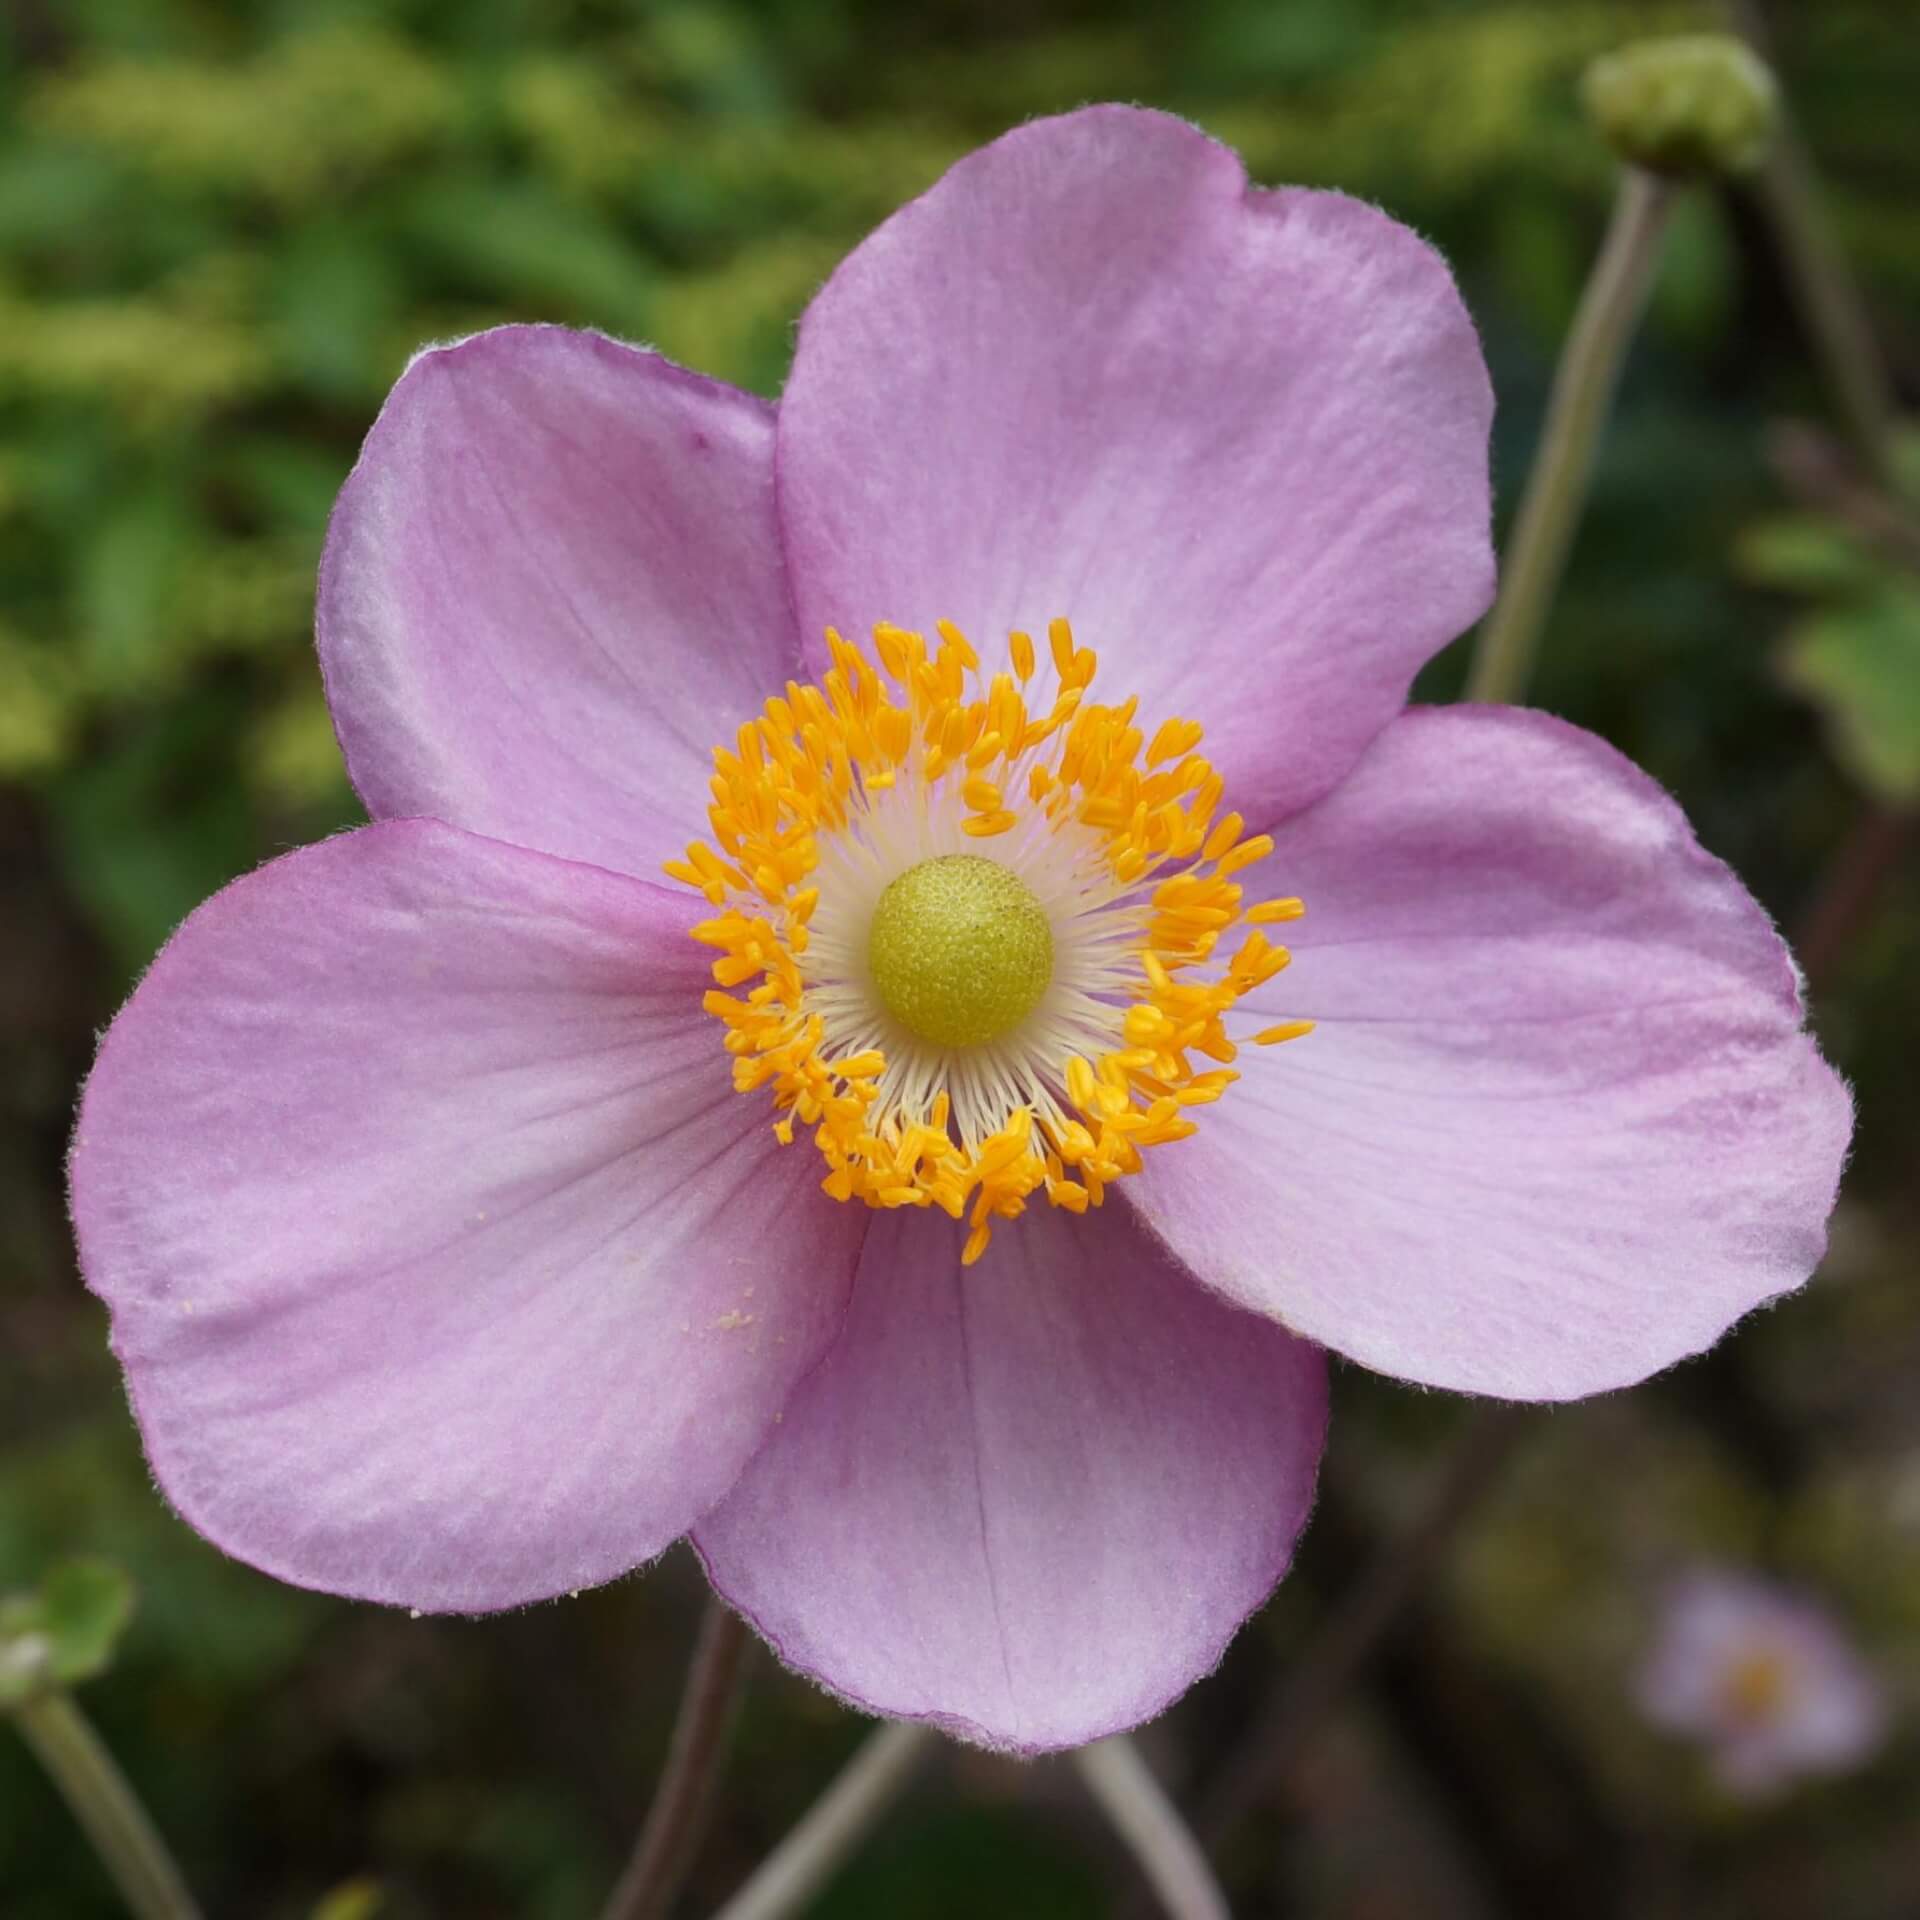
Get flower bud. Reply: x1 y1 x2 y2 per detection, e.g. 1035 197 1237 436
1582 34 1779 179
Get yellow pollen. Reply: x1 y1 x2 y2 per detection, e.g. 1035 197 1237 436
868 855 1053 1049
1720 1649 1791 1726
668 617 1313 1263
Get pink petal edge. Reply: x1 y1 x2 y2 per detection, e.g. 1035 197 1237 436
318 324 801 882
694 1200 1328 1754
776 103 1495 830
71 819 865 1612
1132 705 1853 1401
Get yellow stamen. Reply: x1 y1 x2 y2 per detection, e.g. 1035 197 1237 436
1254 1020 1315 1046
1720 1648 1792 1726
1246 896 1306 924
671 620 1311 1260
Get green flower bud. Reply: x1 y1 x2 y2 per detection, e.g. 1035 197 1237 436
1582 34 1779 179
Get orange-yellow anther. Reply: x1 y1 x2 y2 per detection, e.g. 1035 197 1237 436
672 618 1310 1262
1247 896 1306 924
1255 1020 1315 1046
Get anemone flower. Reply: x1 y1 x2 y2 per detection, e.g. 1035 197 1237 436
69 106 1850 1754
1637 1569 1886 1796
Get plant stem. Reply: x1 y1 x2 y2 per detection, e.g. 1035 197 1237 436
1725 0 1901 481
1722 4 1912 996
710 1722 936 1920
12 1689 202 1920
1195 1406 1529 1852
601 1597 753 1920
1466 169 1675 705
1074 1736 1230 1920
1792 803 1913 996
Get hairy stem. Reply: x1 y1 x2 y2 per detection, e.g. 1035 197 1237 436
601 1597 752 1920
711 1722 936 1920
1466 170 1675 705
13 1689 202 1920
1074 1735 1230 1920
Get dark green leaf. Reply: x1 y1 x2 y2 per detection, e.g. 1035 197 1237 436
398 179 655 327
1780 585 1920 801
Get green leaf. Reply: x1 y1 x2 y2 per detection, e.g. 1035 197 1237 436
74 485 196 692
0 1558 135 1708
310 1878 385 1920
0 143 124 250
398 179 655 328
37 1560 136 1686
1780 584 1920 802
1733 513 1876 595
47 687 260 975
219 438 353 537
0 628 78 776
269 220 406 406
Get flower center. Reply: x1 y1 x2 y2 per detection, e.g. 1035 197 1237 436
666 618 1314 1264
1720 1648 1791 1726
868 854 1053 1049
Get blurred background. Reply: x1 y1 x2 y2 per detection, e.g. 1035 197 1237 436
3 0 1917 1914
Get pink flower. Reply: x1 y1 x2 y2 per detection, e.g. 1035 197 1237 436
1637 1570 1886 1796
69 108 1849 1753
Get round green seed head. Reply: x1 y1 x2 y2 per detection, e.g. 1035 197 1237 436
1582 34 1778 179
867 854 1054 1050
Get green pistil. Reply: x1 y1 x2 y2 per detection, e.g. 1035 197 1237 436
867 854 1053 1050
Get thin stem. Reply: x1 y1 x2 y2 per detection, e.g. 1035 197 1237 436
1074 1736 1230 1920
601 1597 753 1920
711 1722 936 1920
1726 0 1901 480
1196 1406 1529 1852
12 1689 202 1920
1466 170 1675 705
1720 4 1912 997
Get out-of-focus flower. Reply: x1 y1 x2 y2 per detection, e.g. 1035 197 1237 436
70 106 1850 1753
1637 1570 1887 1796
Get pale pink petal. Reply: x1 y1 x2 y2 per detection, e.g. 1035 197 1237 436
1131 707 1852 1401
776 105 1493 827
70 820 862 1611
693 1201 1326 1753
319 326 796 878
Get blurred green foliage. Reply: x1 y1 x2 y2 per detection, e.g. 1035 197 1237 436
1735 432 1920 803
0 1558 135 1707
4 1 1920 1916
4 0 1764 984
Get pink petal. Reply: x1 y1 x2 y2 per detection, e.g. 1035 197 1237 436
70 820 863 1611
1131 706 1853 1400
319 326 796 879
693 1201 1326 1753
775 105 1494 827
